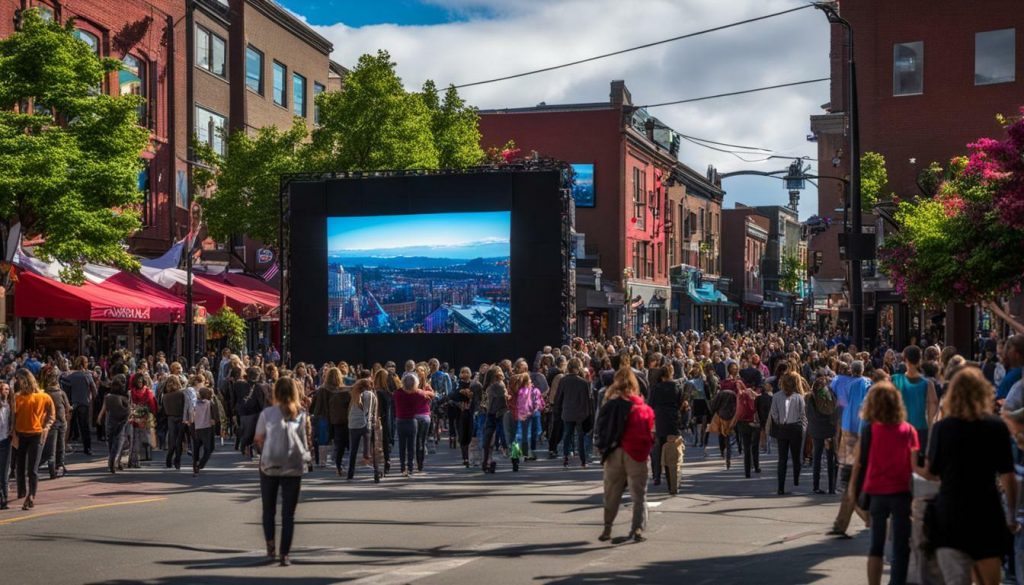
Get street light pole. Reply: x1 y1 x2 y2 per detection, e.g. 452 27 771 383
815 1 863 350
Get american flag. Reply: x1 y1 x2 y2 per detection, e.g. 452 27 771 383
261 262 279 281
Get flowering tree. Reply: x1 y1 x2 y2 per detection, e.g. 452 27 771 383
879 109 1024 327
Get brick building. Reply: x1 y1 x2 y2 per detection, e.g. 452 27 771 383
809 0 1024 348
2 0 190 256
478 80 722 337
190 0 332 272
752 203 804 325
721 207 770 330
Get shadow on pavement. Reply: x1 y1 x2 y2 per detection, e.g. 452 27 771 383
537 539 865 585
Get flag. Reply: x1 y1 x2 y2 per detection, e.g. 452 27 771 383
261 262 279 281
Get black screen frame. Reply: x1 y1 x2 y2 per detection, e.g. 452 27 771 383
286 170 566 367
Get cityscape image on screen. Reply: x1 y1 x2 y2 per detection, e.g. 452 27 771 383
327 211 511 335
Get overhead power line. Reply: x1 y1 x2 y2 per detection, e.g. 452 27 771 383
638 77 829 108
678 134 772 152
453 4 814 89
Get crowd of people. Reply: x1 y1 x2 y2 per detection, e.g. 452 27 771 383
2 325 1024 580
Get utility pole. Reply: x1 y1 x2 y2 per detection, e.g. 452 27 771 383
815 1 863 349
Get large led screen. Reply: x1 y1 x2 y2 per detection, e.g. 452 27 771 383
327 211 511 335
570 163 595 207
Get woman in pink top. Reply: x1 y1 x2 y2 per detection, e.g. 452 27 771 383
848 382 920 585
393 372 434 476
509 374 535 460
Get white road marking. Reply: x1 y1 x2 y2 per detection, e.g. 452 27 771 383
344 543 509 585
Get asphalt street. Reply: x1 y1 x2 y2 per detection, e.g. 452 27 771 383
1 439 868 584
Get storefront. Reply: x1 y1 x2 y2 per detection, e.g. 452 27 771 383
671 266 734 332
627 281 670 335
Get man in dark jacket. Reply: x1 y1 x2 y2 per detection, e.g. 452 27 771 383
555 359 594 467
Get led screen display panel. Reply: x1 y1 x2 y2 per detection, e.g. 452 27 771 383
571 163 595 207
327 211 511 334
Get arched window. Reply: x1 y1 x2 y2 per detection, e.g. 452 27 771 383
73 29 99 54
120 55 148 126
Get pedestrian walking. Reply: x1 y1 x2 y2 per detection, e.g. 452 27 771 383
708 362 741 468
254 376 311 566
40 367 70 479
770 372 807 495
346 379 374 480
847 381 919 585
97 375 130 474
324 368 350 476
556 359 595 468
806 375 838 494
923 367 1018 584
13 369 55 510
394 372 432 477
188 387 219 477
595 367 654 543
0 381 12 509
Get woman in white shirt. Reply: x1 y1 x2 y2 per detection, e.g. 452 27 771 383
346 379 376 480
770 372 807 495
0 381 12 509
254 377 310 566
187 386 219 477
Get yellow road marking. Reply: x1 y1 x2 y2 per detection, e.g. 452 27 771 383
0 497 167 526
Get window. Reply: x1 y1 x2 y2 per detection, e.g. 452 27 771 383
195 106 226 156
74 29 99 54
975 29 1015 85
195 26 226 77
273 62 286 106
893 41 924 95
656 243 663 275
38 6 54 21
313 82 325 124
644 243 654 279
632 167 646 230
120 55 148 127
138 161 151 226
245 46 264 94
632 242 640 278
292 72 306 117
699 208 705 236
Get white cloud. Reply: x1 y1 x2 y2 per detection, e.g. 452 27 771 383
310 0 829 218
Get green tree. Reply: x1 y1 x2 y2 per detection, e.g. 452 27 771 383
860 151 890 209
310 50 438 171
198 50 485 251
422 80 484 168
0 9 149 283
206 306 246 353
193 121 307 248
779 253 804 294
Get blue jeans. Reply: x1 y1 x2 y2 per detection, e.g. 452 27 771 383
396 418 416 472
562 420 588 464
530 412 542 453
0 437 10 503
414 415 430 470
106 419 128 471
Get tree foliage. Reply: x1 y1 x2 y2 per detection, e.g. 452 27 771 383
860 151 890 209
193 122 307 247
879 112 1024 305
0 9 149 282
779 253 804 294
206 306 246 353
310 51 438 171
197 50 484 249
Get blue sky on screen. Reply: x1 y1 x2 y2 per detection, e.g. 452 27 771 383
328 211 510 258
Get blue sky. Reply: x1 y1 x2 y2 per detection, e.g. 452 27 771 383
276 0 485 26
328 211 510 256
284 1 827 219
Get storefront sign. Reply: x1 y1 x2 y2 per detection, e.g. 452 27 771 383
97 307 151 321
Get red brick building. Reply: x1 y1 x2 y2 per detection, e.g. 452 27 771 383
478 81 722 337
809 0 1024 348
721 207 769 329
2 0 190 255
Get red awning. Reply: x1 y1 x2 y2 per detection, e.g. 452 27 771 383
193 274 278 317
15 270 185 323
